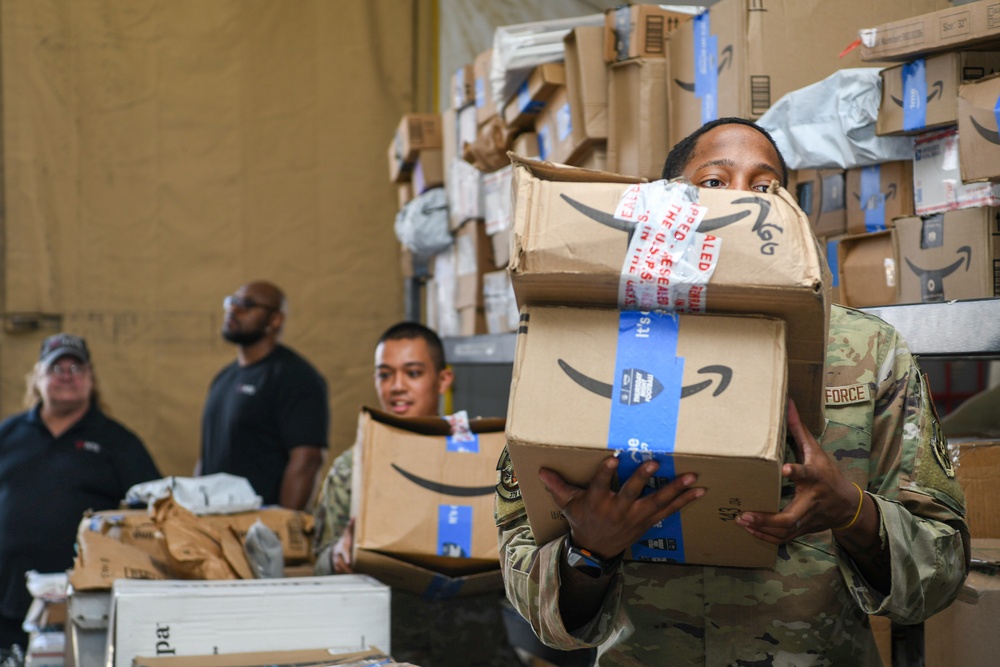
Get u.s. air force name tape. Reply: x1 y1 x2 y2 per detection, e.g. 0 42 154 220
608 310 687 563
437 504 473 560
615 180 721 313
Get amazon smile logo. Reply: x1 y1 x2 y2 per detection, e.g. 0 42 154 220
969 116 1000 145
561 192 781 255
558 359 732 401
391 464 496 496
904 246 972 301
890 80 944 108
853 184 897 206
674 45 734 92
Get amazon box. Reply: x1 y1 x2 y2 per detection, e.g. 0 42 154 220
959 72 1000 182
106 576 389 667
669 0 950 142
894 207 1000 303
506 306 786 568
607 58 670 181
604 4 691 62
134 647 396 667
565 26 609 150
952 442 1000 539
503 63 566 129
508 156 828 435
352 407 506 579
860 0 1000 61
913 126 1000 215
837 231 899 308
453 219 494 309
452 63 475 109
878 52 1000 136
845 162 914 234
796 169 847 237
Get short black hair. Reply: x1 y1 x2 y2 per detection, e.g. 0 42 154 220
377 321 446 371
661 117 788 187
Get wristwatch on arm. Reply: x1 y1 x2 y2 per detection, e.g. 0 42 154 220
564 536 624 578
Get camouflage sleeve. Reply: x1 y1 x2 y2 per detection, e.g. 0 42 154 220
838 329 969 623
312 446 354 575
495 446 626 650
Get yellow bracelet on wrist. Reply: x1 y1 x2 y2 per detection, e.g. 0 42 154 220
833 482 864 531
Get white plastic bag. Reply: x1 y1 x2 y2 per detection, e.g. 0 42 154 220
125 473 263 514
395 187 452 256
758 68 915 170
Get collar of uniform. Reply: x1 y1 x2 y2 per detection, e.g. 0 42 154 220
27 402 105 433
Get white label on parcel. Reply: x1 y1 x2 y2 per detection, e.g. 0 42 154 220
615 181 721 313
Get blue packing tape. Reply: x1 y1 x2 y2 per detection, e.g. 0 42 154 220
437 504 472 559
860 164 886 232
694 13 718 124
902 58 927 132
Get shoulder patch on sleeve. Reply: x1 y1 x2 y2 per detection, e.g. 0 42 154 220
913 372 964 515
494 446 526 526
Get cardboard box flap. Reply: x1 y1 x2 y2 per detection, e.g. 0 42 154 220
134 648 392 667
508 153 643 185
353 549 503 601
362 405 503 435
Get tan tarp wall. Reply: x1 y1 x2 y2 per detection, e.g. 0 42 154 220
0 0 433 477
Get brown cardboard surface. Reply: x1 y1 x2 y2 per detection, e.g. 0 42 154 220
502 63 566 129
69 530 170 591
534 86 576 165
607 58 669 180
506 306 785 567
134 648 393 667
474 48 497 127
351 407 506 564
845 162 914 235
604 4 687 62
511 132 539 159
388 113 442 183
894 208 1000 303
878 52 1000 136
668 0 951 141
572 143 608 172
958 72 1000 182
353 549 502 600
508 157 828 435
457 304 487 336
925 539 1000 666
953 441 1000 539
861 2 1000 60
412 149 444 194
453 219 494 309
869 615 892 667
837 231 899 308
564 26 608 149
0 2 421 478
796 169 847 238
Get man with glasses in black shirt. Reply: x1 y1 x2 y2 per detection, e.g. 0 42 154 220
198 280 329 509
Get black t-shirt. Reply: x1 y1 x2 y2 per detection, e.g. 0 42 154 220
200 345 329 505
0 404 160 620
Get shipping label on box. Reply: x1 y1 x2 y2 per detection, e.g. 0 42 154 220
913 126 1000 215
607 58 669 180
482 165 513 235
483 270 519 334
507 306 785 567
509 156 828 434
860 2 1000 61
446 158 482 231
351 407 506 566
107 576 390 667
565 26 608 148
845 162 914 235
958 72 1000 182
894 207 1000 303
878 51 1000 136
837 230 898 308
795 169 847 237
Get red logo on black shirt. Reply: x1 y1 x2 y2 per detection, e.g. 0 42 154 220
75 440 102 454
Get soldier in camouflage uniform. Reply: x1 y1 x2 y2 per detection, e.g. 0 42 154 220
314 322 517 667
495 119 969 666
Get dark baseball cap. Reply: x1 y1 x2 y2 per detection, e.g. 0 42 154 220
39 334 90 367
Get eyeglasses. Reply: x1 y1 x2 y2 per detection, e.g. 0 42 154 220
46 363 88 378
223 295 278 312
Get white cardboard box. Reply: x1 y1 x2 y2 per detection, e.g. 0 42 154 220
105 576 390 667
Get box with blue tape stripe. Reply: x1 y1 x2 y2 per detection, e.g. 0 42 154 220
352 407 506 598
506 306 786 568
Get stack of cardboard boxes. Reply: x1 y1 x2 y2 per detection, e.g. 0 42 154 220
811 2 1000 309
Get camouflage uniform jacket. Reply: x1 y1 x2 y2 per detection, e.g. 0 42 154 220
313 431 517 667
495 305 969 667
